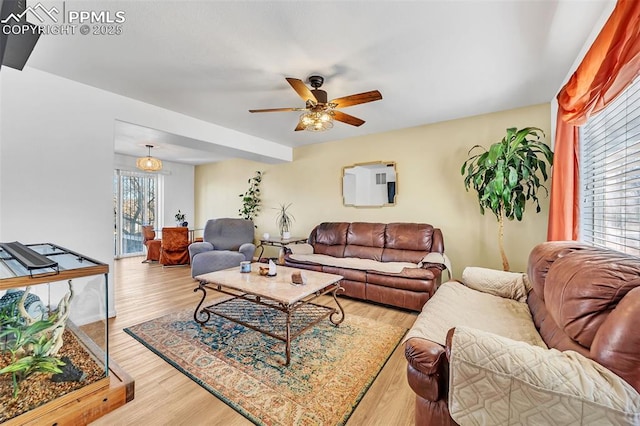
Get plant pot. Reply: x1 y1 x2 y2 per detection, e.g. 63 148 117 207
282 231 291 240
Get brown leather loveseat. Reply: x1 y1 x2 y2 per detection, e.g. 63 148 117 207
284 222 447 311
404 241 640 425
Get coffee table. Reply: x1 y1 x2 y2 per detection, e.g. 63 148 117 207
193 264 345 365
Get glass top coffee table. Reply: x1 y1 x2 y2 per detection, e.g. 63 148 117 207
193 264 345 365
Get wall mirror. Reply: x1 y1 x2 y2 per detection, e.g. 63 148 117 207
342 161 397 207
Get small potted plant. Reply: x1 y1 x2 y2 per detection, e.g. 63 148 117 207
275 203 295 239
175 210 186 226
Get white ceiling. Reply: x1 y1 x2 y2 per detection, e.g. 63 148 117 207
25 0 613 165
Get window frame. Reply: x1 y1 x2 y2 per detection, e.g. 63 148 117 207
579 76 640 256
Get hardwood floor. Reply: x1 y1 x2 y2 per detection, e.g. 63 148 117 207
90 257 418 425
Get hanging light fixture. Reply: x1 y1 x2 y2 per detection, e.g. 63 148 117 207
136 144 163 172
299 109 334 132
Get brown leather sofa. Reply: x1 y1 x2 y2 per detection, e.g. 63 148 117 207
284 222 446 311
404 241 640 425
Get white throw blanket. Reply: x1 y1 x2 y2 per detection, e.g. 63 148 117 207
288 244 452 276
289 253 419 274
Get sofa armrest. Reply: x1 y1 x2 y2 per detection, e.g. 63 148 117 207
419 252 451 281
432 228 444 253
239 242 256 261
446 326 640 425
405 337 449 402
188 241 214 261
461 266 530 302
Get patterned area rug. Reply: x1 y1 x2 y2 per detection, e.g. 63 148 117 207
124 302 406 425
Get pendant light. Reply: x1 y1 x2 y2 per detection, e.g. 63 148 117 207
136 144 162 172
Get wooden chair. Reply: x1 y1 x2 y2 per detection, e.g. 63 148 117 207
142 225 161 263
159 227 190 266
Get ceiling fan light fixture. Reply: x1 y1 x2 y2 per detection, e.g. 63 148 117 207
136 144 163 172
250 76 382 132
299 110 334 132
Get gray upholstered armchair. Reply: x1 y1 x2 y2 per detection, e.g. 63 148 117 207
189 218 256 278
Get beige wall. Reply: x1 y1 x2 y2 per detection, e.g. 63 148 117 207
195 103 551 277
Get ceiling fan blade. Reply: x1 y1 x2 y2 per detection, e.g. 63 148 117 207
286 77 318 104
330 90 382 108
333 110 365 127
249 107 301 113
294 121 305 131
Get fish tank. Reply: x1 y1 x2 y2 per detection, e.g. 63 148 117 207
0 242 132 423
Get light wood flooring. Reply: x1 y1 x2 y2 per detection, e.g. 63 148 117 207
90 257 418 425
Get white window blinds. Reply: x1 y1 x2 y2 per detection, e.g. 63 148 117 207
580 76 640 256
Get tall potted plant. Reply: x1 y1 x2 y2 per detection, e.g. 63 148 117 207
461 127 553 271
238 171 263 223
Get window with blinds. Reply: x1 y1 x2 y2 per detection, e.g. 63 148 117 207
580 76 640 256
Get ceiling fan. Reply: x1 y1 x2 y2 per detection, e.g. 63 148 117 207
249 76 382 132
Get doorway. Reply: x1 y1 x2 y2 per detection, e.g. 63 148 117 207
113 170 160 258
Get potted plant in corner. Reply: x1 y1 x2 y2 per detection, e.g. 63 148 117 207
275 203 295 240
461 127 553 271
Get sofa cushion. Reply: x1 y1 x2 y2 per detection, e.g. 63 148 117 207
403 281 546 348
545 249 640 349
314 244 345 257
385 223 434 251
314 222 349 245
527 241 598 302
448 327 640 425
346 222 385 247
313 222 349 257
344 220 385 260
381 223 434 263
344 245 383 261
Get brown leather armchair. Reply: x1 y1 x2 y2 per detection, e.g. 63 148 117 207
159 227 190 266
142 225 161 263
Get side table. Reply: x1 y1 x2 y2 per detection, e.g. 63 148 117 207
256 236 308 264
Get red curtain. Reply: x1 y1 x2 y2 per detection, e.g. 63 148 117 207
547 0 640 241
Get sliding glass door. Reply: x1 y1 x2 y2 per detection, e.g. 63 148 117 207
113 170 160 258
